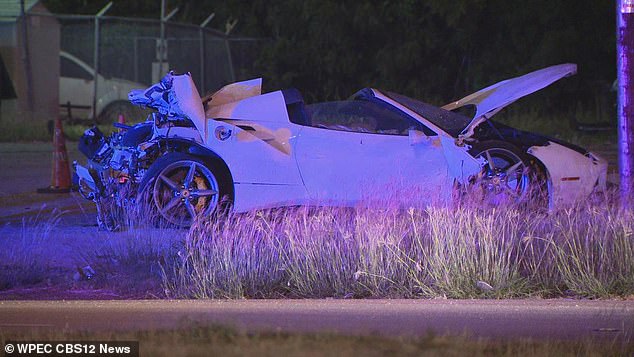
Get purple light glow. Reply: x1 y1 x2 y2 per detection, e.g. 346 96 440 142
617 0 634 206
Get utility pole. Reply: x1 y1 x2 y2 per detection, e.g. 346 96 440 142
159 0 165 73
92 2 113 121
617 0 634 207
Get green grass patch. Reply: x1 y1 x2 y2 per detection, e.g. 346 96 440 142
0 117 50 142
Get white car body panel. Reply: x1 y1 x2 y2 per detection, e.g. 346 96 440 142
171 74 207 135
203 90 308 211
439 136 483 182
370 89 483 184
296 127 451 207
230 182 308 212
528 143 608 207
126 66 606 214
206 91 292 124
442 64 577 138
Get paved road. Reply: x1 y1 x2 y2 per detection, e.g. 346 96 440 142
1 299 632 341
0 142 84 197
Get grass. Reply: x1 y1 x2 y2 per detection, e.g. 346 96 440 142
75 201 186 298
1 324 631 357
0 200 184 298
163 193 634 299
0 209 62 290
0 117 50 142
5 187 630 300
0 113 148 142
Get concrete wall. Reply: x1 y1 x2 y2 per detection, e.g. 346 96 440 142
0 4 59 123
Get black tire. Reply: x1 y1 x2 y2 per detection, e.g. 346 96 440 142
138 152 231 227
467 140 536 207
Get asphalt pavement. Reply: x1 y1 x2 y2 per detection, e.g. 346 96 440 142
0 299 632 341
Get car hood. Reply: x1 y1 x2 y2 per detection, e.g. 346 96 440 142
442 63 577 137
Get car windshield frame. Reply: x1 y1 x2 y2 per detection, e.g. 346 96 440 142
384 91 472 137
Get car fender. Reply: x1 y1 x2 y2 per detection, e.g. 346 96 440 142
527 142 608 208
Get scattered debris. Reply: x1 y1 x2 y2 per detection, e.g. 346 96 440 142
476 281 494 292
73 265 96 281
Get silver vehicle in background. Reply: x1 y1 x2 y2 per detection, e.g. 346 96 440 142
60 51 145 122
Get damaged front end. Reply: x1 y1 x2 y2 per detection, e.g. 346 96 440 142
74 122 157 230
74 71 204 230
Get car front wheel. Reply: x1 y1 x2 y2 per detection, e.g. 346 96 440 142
139 153 222 227
468 141 533 207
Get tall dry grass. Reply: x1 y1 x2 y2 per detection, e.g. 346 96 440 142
0 209 62 289
162 193 634 299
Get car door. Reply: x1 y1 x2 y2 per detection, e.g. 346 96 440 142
295 99 451 207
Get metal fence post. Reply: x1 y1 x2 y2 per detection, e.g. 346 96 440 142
225 38 236 82
92 2 112 121
199 13 215 94
159 0 178 79
159 0 165 74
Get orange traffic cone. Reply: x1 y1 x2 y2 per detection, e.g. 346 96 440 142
117 113 126 132
37 117 71 193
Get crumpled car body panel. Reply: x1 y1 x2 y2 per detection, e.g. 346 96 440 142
76 65 607 220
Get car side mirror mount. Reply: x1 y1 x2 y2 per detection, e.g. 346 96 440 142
408 129 429 145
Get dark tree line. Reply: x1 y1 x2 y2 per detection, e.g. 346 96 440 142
45 0 615 114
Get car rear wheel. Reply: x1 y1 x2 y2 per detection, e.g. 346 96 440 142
468 141 533 206
139 153 224 227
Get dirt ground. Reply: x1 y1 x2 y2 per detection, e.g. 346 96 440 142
0 142 181 299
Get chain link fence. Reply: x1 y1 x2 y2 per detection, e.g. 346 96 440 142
59 14 264 92
48 13 265 122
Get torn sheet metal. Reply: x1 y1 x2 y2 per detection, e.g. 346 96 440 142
216 119 293 155
205 90 291 126
204 78 263 119
204 78 262 106
129 72 206 134
439 136 484 183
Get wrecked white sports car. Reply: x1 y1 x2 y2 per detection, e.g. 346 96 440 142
75 64 607 229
